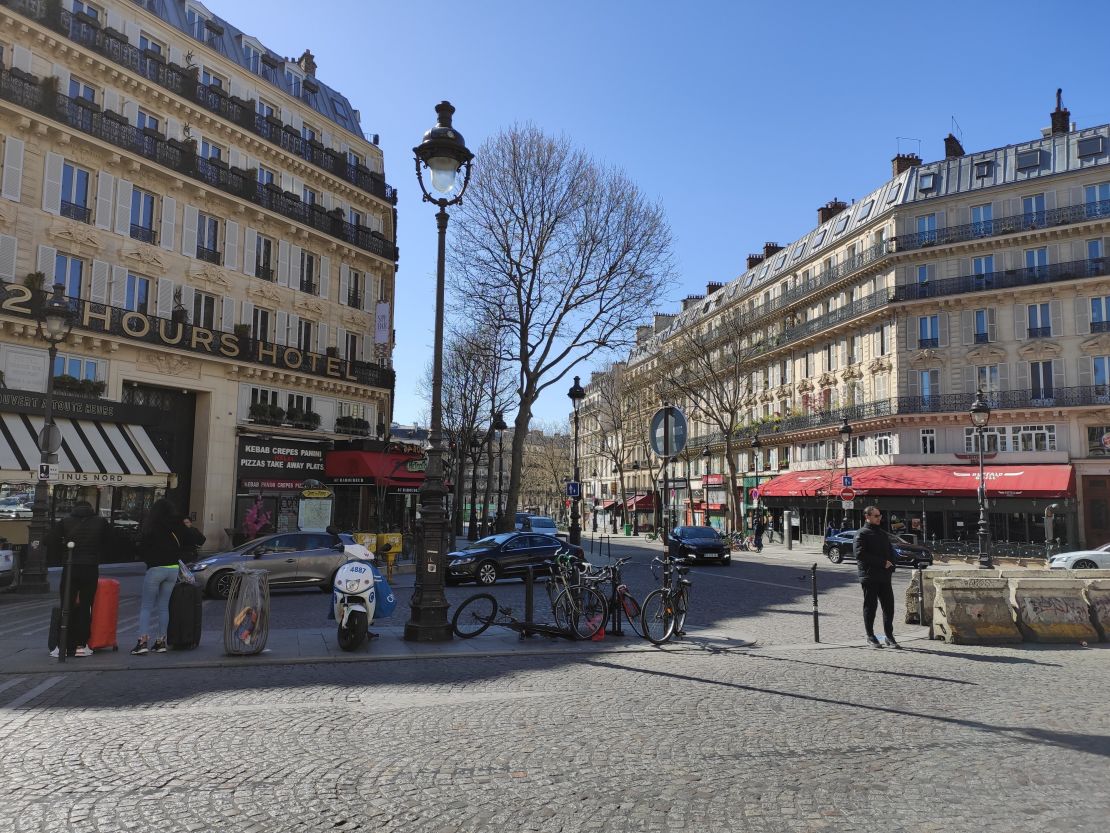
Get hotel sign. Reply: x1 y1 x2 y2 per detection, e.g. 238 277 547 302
0 389 161 424
0 285 393 388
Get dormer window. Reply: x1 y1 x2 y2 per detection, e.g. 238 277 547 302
974 160 993 178
243 44 261 74
285 67 303 97
918 172 937 191
186 6 208 40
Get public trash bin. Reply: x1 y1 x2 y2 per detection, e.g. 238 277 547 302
623 523 632 536
223 568 270 655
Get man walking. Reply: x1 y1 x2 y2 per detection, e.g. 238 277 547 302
853 505 900 649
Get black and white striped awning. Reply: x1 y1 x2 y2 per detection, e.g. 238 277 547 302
0 413 171 488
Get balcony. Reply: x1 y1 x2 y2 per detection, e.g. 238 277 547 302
897 385 1110 414
347 292 363 308
1 0 397 203
299 280 318 295
917 337 939 349
1027 326 1052 339
894 200 1110 253
196 245 221 265
1094 320 1110 334
256 264 275 282
130 223 156 244
61 200 91 223
0 66 399 262
892 257 1106 303
974 332 990 344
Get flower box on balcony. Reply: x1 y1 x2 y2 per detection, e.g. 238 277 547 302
102 109 128 123
101 26 127 43
142 48 165 64
74 10 102 28
265 114 284 131
53 375 106 398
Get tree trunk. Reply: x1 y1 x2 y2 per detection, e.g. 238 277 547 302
453 447 464 536
724 436 740 533
482 432 494 532
502 400 533 530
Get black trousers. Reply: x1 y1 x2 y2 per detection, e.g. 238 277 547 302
60 564 99 650
860 577 895 638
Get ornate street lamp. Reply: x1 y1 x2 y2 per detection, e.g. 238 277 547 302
406 101 473 642
591 468 599 533
467 433 483 541
702 445 712 526
834 417 852 528
492 411 507 531
20 283 74 595
970 389 993 569
567 375 586 545
750 433 762 527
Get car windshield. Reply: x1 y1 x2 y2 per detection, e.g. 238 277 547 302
462 533 515 550
528 518 556 529
675 526 719 539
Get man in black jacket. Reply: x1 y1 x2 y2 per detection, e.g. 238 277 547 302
46 501 110 657
853 505 900 649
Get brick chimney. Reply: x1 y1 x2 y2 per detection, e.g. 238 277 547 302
747 254 765 270
1050 88 1070 135
653 313 676 333
817 199 848 224
681 294 705 311
298 49 317 76
763 242 783 259
944 133 965 159
892 154 922 177
635 325 653 344
706 281 724 295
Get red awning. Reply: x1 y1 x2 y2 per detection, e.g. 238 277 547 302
758 465 1074 500
599 500 618 510
625 493 657 510
325 451 425 488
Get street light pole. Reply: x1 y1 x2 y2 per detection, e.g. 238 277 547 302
492 411 507 531
591 469 599 533
750 433 762 528
701 445 711 526
567 376 585 545
970 390 993 569
406 101 473 642
19 283 74 594
467 434 482 541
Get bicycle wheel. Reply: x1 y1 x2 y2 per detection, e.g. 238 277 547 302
672 586 690 636
641 588 676 644
554 586 608 639
451 593 498 638
620 590 644 637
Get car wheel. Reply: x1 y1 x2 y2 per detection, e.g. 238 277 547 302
721 554 731 566
476 561 499 586
209 570 235 600
826 548 843 564
821 544 832 556
1073 559 1099 569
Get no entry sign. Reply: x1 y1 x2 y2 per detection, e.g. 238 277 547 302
839 487 856 502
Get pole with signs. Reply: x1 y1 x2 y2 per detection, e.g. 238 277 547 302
649 405 688 550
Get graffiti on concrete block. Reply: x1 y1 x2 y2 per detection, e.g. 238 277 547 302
1022 595 1088 622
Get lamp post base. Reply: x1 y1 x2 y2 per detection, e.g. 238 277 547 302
403 608 454 642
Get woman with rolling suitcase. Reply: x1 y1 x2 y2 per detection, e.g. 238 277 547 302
131 499 204 655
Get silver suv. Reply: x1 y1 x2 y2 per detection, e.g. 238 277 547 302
514 514 566 540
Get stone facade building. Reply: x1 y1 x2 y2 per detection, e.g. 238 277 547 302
0 0 397 551
582 97 1110 550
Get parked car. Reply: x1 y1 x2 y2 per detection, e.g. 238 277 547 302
823 530 933 568
513 514 567 539
0 497 32 519
669 525 731 565
1048 545 1110 570
188 531 344 599
447 532 583 585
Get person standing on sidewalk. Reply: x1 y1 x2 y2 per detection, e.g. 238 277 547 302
132 498 204 655
46 500 109 657
853 506 900 649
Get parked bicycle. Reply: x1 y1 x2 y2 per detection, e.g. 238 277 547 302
645 527 665 542
579 556 645 638
641 552 692 644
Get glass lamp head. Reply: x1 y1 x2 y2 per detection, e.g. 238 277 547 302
969 390 991 428
414 101 473 197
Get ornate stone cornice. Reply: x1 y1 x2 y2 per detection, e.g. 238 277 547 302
296 298 325 317
1017 339 1063 361
248 283 282 305
866 356 892 374
123 246 167 274
965 344 1008 364
49 223 101 249
1080 334 1110 356
909 349 943 369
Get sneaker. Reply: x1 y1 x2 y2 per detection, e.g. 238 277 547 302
885 636 903 650
49 647 59 658
866 635 884 648
130 639 149 655
152 638 167 653
73 646 94 657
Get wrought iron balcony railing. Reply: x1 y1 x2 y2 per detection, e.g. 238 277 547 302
0 67 399 262
0 0 397 204
299 280 318 295
897 385 1110 414
61 200 91 222
196 245 221 265
256 265 275 282
894 199 1110 253
1027 326 1052 339
892 257 1107 303
130 224 156 244
1093 320 1110 333
918 337 939 349
347 292 363 308
974 332 990 343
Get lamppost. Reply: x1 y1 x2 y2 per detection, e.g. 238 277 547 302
567 375 585 545
492 411 507 531
834 417 852 528
467 433 482 541
702 445 712 526
19 283 74 594
591 469 599 533
750 433 762 529
970 389 993 569
406 101 473 642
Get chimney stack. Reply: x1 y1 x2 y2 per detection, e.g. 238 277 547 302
747 253 765 270
681 294 705 311
1050 88 1071 135
653 313 676 333
298 49 317 76
817 199 848 225
944 133 965 159
892 154 922 177
763 242 783 259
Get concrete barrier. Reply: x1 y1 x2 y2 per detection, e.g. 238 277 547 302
1010 577 1098 643
907 568 1001 627
1085 579 1110 642
932 577 1022 644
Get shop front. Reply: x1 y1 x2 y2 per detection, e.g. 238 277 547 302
758 463 1077 546
624 492 657 533
234 434 330 543
325 447 424 535
702 474 729 530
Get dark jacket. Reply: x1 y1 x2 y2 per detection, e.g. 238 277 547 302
46 504 110 567
141 520 205 569
853 523 896 580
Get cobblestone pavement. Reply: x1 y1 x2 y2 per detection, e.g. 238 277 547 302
2 635 1107 832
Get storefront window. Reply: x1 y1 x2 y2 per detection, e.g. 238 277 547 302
1086 425 1110 457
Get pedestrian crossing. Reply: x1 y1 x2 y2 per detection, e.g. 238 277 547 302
0 675 66 710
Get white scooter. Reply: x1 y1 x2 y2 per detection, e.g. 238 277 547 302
332 539 377 651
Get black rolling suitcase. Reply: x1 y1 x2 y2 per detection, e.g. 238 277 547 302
167 582 203 649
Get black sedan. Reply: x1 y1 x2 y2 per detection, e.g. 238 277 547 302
822 530 933 568
446 532 583 586
669 526 731 565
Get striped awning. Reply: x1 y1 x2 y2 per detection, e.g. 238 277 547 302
0 413 171 488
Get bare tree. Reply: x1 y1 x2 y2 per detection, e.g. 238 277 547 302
661 307 765 532
449 124 673 530
519 423 572 521
591 363 657 531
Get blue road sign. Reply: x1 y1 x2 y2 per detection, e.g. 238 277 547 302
842 475 852 487
566 481 581 498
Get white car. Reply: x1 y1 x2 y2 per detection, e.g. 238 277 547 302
1048 544 1110 570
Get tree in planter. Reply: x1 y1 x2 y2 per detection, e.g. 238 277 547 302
301 411 321 430
285 406 304 426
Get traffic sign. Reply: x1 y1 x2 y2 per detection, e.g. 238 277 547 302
38 424 61 455
841 500 855 510
38 464 59 481
749 488 760 502
649 405 688 458
839 487 856 502
842 475 852 487
566 481 581 498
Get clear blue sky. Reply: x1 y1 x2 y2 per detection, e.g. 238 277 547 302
226 0 1110 428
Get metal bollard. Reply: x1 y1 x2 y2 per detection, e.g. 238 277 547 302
811 563 820 643
522 566 534 639
916 566 926 630
785 511 793 551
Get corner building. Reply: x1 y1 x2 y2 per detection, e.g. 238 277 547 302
585 98 1110 551
0 0 397 549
